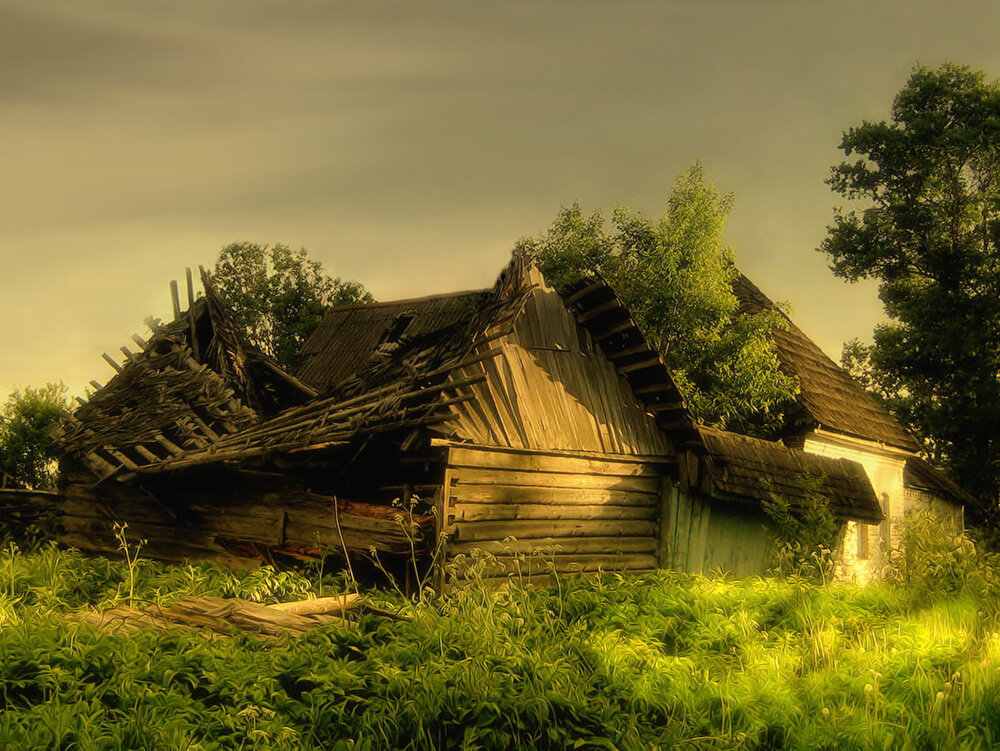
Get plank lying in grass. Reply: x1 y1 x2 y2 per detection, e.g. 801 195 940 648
67 594 384 638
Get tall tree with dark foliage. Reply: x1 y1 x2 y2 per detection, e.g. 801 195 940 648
823 63 1000 521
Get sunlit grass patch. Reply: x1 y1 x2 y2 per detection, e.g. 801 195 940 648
2 544 1000 748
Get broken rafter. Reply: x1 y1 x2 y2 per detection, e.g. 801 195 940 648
170 280 182 320
101 353 123 373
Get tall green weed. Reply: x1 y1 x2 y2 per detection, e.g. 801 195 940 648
2 544 1000 748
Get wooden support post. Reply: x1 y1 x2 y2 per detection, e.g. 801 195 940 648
120 346 135 360
89 380 103 392
170 280 182 320
131 334 148 351
185 268 195 307
657 476 676 569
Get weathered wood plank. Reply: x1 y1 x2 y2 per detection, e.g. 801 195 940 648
448 446 664 477
449 535 658 556
450 466 659 493
451 518 657 542
452 553 658 577
448 483 657 506
451 502 657 522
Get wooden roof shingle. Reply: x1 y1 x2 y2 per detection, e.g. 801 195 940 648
732 273 922 453
698 427 883 523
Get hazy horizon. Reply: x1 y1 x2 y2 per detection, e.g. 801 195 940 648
3 0 999 402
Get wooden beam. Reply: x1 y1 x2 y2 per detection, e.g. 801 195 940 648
634 383 672 395
131 334 148 350
617 357 661 374
133 445 161 464
591 319 633 342
101 353 123 373
186 268 200 360
576 298 621 323
120 346 135 360
170 280 182 320
565 280 606 304
89 380 103 391
153 434 185 457
647 401 686 413
104 447 138 470
607 343 650 360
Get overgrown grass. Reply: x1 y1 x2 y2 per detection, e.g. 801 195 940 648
3 536 1000 749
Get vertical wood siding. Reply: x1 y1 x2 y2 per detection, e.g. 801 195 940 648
659 485 773 577
446 274 671 456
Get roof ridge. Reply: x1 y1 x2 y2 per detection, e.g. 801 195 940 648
326 287 491 313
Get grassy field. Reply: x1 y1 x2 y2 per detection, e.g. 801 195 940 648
2 532 1000 751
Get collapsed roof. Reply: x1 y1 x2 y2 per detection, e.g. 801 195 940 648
53 269 315 480
54 256 884 522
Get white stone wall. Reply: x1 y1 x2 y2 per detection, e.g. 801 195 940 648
801 431 907 584
904 487 964 533
800 431 966 583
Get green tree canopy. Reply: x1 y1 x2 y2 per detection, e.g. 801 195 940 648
821 63 1000 513
213 242 373 367
0 383 69 490
518 164 798 436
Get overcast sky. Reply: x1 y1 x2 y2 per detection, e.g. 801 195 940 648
2 0 999 402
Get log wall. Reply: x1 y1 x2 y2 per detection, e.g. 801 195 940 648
442 443 670 579
446 274 671 455
58 467 435 568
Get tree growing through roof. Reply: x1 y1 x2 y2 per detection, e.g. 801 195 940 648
0 383 69 490
213 242 374 367
517 164 799 436
821 63 1000 518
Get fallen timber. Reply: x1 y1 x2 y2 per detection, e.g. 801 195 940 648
67 592 410 638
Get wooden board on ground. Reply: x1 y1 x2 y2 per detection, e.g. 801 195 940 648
67 594 376 638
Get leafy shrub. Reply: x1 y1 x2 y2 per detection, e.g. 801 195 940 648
762 484 842 583
885 510 1000 604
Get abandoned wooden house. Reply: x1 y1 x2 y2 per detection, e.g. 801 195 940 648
50 257 887 583
733 274 978 583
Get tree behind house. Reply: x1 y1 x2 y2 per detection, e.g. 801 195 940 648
0 383 69 490
518 164 798 436
821 63 1000 522
213 242 373 367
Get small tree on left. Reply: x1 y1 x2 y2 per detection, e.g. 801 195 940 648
0 383 69 490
